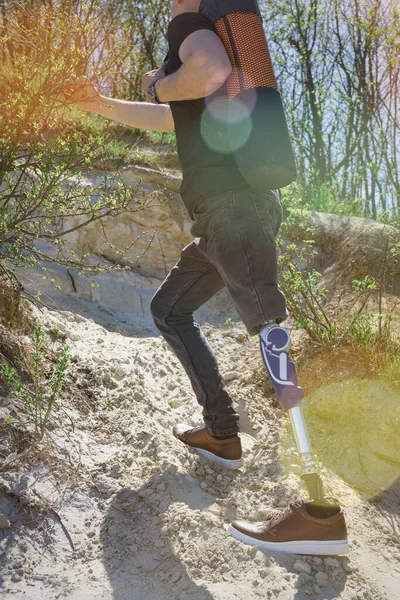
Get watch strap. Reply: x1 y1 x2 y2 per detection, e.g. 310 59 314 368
148 78 163 104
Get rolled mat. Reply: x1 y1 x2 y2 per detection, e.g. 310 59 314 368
200 0 297 190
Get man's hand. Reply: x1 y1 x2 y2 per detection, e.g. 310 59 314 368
141 63 168 101
61 75 102 111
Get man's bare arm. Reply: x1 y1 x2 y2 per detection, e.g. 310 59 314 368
63 75 175 132
93 97 175 132
155 29 232 102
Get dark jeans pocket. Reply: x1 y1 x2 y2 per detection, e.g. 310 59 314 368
248 190 283 240
191 199 234 238
192 202 234 242
205 203 234 237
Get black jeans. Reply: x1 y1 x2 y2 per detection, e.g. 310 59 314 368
150 187 288 437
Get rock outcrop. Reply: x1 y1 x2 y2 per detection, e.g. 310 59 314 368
14 166 400 330
302 212 400 299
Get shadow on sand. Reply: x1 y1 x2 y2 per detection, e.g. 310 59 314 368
100 470 216 600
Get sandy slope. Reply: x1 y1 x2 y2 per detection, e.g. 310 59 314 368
0 303 399 600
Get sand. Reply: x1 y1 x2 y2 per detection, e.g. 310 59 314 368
0 301 399 599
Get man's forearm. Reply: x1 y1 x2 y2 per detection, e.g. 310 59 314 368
155 53 230 102
88 96 172 132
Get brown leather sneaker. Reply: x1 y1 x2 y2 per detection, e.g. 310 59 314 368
229 498 348 555
172 423 243 469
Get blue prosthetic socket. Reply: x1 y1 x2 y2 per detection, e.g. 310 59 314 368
259 323 325 500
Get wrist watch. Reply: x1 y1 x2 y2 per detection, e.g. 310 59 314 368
147 78 163 104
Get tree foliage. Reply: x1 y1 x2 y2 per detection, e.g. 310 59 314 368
0 1 159 298
1 0 399 228
263 0 400 217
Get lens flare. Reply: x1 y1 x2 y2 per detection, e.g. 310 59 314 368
200 94 254 154
280 348 400 500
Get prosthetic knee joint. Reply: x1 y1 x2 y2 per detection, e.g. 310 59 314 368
259 323 324 500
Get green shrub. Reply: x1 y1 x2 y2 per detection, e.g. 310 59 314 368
1 324 70 442
278 186 400 354
298 181 363 217
0 3 161 297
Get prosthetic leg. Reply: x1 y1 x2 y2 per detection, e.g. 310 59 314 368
228 323 348 553
259 323 324 500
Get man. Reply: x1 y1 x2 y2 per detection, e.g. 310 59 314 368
66 0 287 462
65 0 348 555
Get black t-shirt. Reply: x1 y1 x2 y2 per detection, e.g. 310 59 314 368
165 12 251 219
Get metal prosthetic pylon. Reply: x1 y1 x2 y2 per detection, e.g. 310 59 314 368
259 323 325 500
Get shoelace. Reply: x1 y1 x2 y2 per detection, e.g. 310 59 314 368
263 499 304 529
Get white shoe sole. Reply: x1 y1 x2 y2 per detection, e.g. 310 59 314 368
194 447 243 470
229 525 349 555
